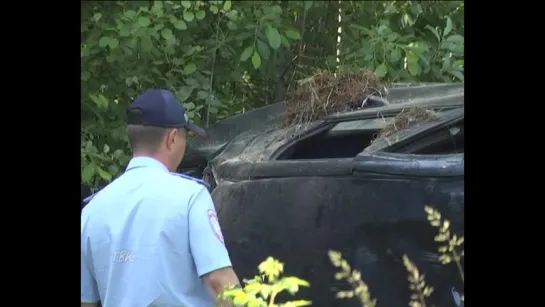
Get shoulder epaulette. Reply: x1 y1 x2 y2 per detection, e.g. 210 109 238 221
82 180 113 204
170 172 210 189
83 192 97 204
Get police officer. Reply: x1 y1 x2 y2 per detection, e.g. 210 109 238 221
81 89 240 307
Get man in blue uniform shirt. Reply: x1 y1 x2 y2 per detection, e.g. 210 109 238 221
81 89 240 307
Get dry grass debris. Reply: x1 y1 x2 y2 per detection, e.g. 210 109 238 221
283 70 386 127
377 106 439 140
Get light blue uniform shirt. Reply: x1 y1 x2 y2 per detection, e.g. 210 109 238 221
81 157 232 307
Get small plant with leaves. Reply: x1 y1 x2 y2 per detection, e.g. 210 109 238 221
402 255 433 307
425 206 464 282
221 257 311 307
425 205 464 303
328 250 377 307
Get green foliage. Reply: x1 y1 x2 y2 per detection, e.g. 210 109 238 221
81 1 464 188
341 1 464 82
221 257 311 307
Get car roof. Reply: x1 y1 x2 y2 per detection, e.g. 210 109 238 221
181 83 464 168
325 83 463 121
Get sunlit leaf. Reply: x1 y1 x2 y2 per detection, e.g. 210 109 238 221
265 25 281 49
251 51 261 69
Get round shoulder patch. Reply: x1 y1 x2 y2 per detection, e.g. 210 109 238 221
207 209 224 244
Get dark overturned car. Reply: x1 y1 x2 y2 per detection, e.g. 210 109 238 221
181 82 464 307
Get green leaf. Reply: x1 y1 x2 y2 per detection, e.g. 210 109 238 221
107 165 119 176
177 86 194 101
271 5 282 15
124 10 137 19
183 11 195 22
141 36 153 51
240 46 254 62
98 94 109 108
407 53 419 76
235 32 253 41
442 55 452 71
89 94 100 107
119 25 131 37
82 164 95 183
443 17 453 37
195 10 206 20
285 29 301 40
232 293 248 306
390 48 402 62
280 35 290 48
286 300 312 307
138 16 151 27
151 2 164 17
98 37 110 48
387 32 400 42
197 91 208 100
375 63 388 78
256 39 270 60
184 102 196 110
174 20 187 30
185 78 200 87
223 0 232 11
97 167 113 181
251 51 261 69
446 35 464 44
210 5 218 14
227 21 237 30
265 25 281 49
226 10 238 21
93 13 102 22
411 42 430 54
183 63 197 75
181 1 191 8
108 38 119 49
447 70 464 82
103 144 110 154
161 28 173 40
425 25 440 43
304 1 313 11
113 149 125 159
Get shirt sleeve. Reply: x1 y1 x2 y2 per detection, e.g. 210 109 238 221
188 187 233 277
81 245 100 303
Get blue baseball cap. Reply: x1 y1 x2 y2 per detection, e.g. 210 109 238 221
127 89 207 137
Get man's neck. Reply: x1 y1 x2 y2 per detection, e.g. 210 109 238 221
132 152 174 172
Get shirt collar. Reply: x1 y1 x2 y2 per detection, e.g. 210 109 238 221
125 157 169 173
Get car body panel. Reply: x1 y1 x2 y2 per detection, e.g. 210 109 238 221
191 83 464 307
213 174 463 307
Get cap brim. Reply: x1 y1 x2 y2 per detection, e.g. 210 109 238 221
185 122 208 137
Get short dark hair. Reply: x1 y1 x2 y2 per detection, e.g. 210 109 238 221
126 125 169 151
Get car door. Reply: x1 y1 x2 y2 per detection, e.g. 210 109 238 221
345 109 464 307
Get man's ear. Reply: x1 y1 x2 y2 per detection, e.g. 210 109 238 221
165 128 177 150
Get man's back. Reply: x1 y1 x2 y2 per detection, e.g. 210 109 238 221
81 158 216 307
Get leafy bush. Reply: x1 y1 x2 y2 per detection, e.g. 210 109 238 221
222 206 464 306
81 1 464 190
221 257 311 307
